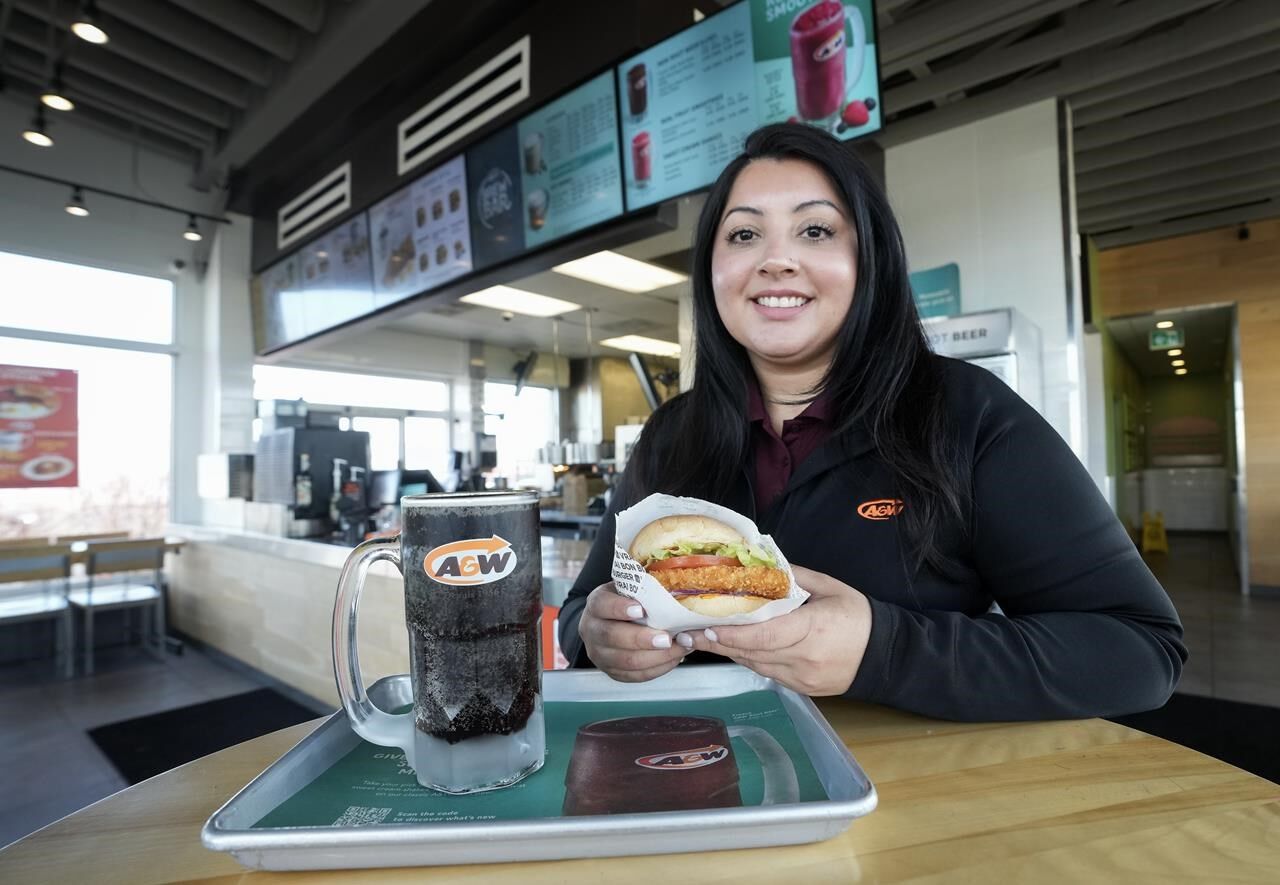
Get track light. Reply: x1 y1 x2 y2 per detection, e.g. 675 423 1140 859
182 215 203 242
22 109 54 147
41 71 75 112
70 1 109 44
65 187 89 217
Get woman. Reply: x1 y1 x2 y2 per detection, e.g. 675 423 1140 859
557 123 1184 721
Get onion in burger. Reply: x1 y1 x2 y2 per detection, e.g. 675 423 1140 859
628 515 790 616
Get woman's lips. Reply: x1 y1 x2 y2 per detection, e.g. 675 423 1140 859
750 293 812 319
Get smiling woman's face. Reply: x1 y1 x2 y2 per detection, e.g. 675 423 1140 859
710 158 857 375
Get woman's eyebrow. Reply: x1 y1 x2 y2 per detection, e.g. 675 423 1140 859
794 199 844 215
723 205 763 219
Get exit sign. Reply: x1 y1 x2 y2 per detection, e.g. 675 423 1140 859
1149 328 1184 350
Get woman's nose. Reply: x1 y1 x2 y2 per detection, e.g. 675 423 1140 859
757 255 799 277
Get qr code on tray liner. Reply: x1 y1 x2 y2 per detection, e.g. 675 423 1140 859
333 805 392 826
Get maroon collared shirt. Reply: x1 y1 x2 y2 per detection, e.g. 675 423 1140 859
748 379 835 517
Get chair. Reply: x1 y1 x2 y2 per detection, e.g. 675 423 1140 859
0 544 75 678
0 537 53 549
51 531 130 545
67 538 169 676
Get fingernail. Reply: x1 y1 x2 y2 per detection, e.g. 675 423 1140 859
676 632 693 649
651 633 672 649
704 628 718 643
626 605 644 619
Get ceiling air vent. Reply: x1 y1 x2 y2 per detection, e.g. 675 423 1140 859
277 162 351 250
398 35 532 177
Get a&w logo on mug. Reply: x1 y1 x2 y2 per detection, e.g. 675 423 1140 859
634 744 729 770
424 535 517 586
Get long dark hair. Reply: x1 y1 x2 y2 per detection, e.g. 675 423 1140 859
625 123 966 574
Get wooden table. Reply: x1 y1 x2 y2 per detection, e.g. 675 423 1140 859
2 701 1277 884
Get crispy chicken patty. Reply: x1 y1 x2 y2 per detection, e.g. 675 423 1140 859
646 565 789 598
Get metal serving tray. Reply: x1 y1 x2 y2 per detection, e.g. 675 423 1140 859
202 666 877 871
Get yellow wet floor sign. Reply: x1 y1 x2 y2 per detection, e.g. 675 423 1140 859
1142 511 1169 555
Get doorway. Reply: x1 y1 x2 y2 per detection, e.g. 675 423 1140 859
1099 303 1247 595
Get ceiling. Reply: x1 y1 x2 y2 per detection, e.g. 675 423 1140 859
0 0 444 184
390 196 703 359
860 0 1280 250
1106 305 1231 378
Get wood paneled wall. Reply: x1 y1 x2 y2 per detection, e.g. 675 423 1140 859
1097 218 1280 588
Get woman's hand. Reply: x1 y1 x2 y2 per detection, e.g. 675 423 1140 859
680 565 872 696
579 582 690 683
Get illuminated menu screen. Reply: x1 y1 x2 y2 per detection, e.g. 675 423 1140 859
620 0 882 211
516 71 624 249
369 154 472 308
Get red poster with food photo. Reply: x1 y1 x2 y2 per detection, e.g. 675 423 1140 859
0 364 79 489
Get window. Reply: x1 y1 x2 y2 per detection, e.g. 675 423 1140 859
351 417 401 471
1 336 171 538
405 416 452 479
483 382 555 475
0 251 174 344
252 365 448 412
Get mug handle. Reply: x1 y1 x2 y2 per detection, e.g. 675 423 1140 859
332 536 416 759
844 5 867 89
728 725 800 806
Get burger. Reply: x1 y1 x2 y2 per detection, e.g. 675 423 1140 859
628 515 789 616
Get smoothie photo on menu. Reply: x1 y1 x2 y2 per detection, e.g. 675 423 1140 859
790 0 865 129
631 131 652 188
627 63 647 122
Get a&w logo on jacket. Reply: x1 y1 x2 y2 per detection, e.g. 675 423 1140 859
424 535 516 586
634 744 729 770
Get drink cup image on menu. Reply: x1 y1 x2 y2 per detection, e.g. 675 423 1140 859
0 431 33 454
526 189 550 231
631 132 652 188
523 132 545 176
790 0 866 129
626 63 647 121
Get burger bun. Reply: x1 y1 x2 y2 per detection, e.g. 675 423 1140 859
676 593 771 617
628 515 743 562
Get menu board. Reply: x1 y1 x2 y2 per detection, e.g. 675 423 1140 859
618 2 757 211
368 156 472 309
516 71 624 248
466 125 526 268
0 364 78 488
750 0 881 137
620 0 882 211
299 214 376 333
254 253 304 352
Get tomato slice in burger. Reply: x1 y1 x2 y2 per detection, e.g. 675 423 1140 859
646 555 741 571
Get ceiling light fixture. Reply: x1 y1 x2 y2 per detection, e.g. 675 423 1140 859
21 109 54 147
182 215 203 242
1174 368 1188 376
1167 349 1182 357
599 335 682 358
40 72 75 112
1171 359 1185 367
459 285 580 317
552 251 688 293
70 1 109 44
1155 320 1174 329
64 187 89 217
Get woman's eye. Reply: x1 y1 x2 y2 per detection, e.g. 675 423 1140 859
727 229 757 244
801 224 833 239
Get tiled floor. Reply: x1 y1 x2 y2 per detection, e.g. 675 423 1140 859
1146 532 1280 708
0 641 322 849
0 532 1274 850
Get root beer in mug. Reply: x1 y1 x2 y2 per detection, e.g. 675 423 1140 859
333 491 545 794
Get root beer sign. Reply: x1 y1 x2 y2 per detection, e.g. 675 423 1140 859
0 364 78 489
423 535 517 586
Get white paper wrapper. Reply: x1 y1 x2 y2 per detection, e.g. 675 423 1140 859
611 493 808 632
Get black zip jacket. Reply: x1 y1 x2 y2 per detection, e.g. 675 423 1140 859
557 356 1186 721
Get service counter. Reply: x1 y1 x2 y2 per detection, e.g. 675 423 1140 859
166 526 591 707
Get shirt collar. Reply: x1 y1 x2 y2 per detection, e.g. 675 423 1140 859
747 376 834 425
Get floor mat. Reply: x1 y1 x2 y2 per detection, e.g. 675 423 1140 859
88 688 322 784
1110 692 1280 785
